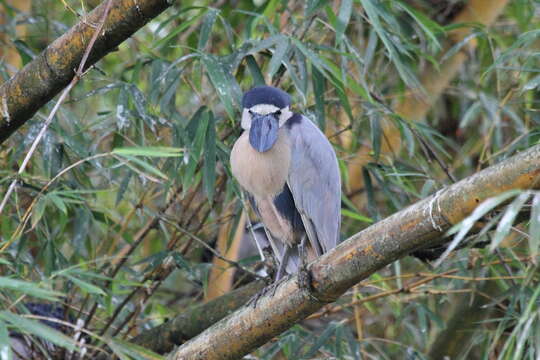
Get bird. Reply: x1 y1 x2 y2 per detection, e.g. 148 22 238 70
10 303 76 359
230 85 341 284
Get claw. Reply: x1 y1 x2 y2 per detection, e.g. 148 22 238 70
247 274 291 308
297 235 321 302
247 290 264 308
297 264 311 291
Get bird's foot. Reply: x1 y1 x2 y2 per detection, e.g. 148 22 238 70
297 262 323 303
297 265 312 291
297 236 315 296
247 274 291 308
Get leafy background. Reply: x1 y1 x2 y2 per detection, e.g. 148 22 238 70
0 0 539 359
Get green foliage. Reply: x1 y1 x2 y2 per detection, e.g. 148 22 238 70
0 0 539 359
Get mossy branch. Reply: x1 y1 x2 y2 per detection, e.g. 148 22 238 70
0 0 173 144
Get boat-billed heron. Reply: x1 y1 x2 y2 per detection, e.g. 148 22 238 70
231 85 341 283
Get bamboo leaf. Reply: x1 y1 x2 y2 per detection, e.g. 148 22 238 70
262 0 280 19
245 55 266 86
336 0 353 44
183 109 209 189
396 0 444 50
440 31 480 64
117 155 168 181
0 320 10 360
202 54 240 119
268 36 289 79
342 209 373 223
358 0 420 88
362 167 380 221
302 322 340 359
63 274 106 296
153 11 204 49
370 112 381 160
0 311 77 352
203 111 217 203
529 193 540 264
31 196 47 229
434 190 522 267
112 147 183 157
198 8 219 50
108 338 164 360
490 192 530 251
460 101 482 128
115 171 133 206
48 193 68 215
483 29 540 76
312 66 326 130
522 74 540 92
293 46 308 96
0 277 62 301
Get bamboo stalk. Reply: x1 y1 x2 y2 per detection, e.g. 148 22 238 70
205 209 247 301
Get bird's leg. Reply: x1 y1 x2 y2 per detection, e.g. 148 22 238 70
267 245 293 297
248 246 292 307
275 245 291 282
297 235 312 291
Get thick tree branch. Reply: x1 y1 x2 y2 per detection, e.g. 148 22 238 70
0 0 173 144
127 280 265 356
169 144 540 359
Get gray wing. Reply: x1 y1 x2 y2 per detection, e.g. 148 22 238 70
287 116 341 254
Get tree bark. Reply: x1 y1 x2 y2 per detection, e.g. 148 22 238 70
128 280 265 355
0 0 173 144
168 144 540 359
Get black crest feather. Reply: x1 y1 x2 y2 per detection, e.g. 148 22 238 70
242 86 291 109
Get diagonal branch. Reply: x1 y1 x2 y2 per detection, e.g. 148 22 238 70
0 0 174 145
0 0 114 216
168 144 540 359
127 280 265 357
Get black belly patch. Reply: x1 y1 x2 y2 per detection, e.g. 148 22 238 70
246 186 304 237
273 184 304 234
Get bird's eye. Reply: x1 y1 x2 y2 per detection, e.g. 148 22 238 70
248 109 254 115
275 110 282 116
